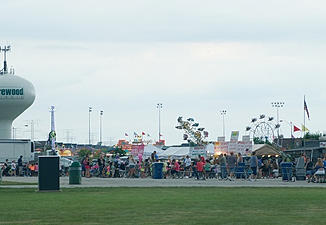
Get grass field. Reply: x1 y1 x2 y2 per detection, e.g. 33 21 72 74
0 187 325 225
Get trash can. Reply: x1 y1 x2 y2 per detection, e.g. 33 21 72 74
69 161 82 185
280 162 293 181
296 168 306 180
152 162 163 179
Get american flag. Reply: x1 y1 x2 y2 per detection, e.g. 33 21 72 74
304 99 310 120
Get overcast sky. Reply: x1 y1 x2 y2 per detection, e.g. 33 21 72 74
1 0 326 145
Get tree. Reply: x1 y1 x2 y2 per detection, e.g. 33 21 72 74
304 132 321 140
109 146 126 156
78 148 92 159
253 137 272 146
253 137 265 144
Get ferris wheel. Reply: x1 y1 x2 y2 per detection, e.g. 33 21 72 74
245 114 279 143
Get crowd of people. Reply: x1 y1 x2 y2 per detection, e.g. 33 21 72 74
79 151 284 181
2 152 326 183
1 155 39 177
303 155 326 183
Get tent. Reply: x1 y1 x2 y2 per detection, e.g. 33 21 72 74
159 146 191 158
252 144 280 156
143 145 164 159
205 143 215 154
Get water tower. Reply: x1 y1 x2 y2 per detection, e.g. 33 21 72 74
0 46 35 139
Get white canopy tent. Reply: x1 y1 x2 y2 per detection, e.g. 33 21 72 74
143 145 164 159
205 143 215 154
159 146 191 158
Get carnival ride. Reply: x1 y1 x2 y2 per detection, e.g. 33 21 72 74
175 117 209 146
245 114 280 143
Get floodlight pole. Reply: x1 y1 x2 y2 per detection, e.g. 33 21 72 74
271 102 285 145
157 103 163 142
99 110 103 145
88 107 92 145
220 110 226 137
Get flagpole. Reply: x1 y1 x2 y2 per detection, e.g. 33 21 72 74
303 95 306 146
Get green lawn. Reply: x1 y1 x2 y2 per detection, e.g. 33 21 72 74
0 187 325 225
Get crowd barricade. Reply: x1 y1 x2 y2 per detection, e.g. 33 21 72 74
219 165 228 180
235 163 246 179
280 162 293 182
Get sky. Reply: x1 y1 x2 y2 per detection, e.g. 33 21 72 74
1 0 326 145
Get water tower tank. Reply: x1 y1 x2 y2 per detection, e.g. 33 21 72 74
0 73 35 139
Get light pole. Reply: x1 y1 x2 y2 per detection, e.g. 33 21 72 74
24 120 35 141
88 107 92 145
220 110 226 137
99 110 103 145
271 102 285 145
157 103 163 142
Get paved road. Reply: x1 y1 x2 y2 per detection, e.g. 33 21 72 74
1 176 326 188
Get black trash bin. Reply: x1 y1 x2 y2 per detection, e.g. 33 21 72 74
69 162 82 184
152 162 163 179
38 156 60 191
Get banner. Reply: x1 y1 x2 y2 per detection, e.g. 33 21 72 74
131 144 145 157
190 146 207 158
214 140 252 155
230 131 239 141
228 141 238 153
214 141 228 154
237 141 253 154
242 135 250 142
218 137 225 142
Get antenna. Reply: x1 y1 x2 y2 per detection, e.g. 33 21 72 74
0 45 11 74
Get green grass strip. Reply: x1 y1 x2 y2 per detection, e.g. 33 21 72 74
0 187 325 225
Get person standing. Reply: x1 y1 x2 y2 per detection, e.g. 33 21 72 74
228 152 237 178
17 155 23 176
196 159 204 180
184 155 191 178
83 155 91 178
151 151 158 162
220 154 227 179
250 152 258 180
128 156 136 178
204 159 211 179
98 154 106 177
171 159 180 178
237 153 243 165
11 160 16 176
3 159 10 176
